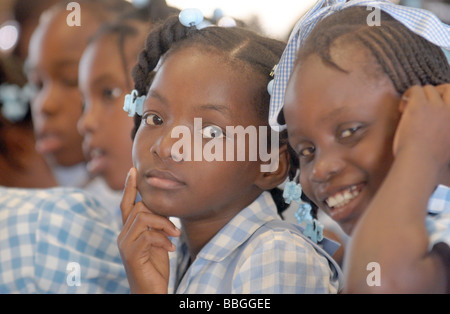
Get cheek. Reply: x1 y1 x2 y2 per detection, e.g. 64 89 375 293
358 135 394 189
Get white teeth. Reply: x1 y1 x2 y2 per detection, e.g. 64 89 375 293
326 186 360 209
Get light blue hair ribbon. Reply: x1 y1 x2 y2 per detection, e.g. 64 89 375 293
269 0 450 131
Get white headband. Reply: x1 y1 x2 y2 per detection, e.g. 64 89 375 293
269 0 450 130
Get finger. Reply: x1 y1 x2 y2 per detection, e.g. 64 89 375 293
120 167 138 224
423 85 446 106
126 210 180 242
435 84 450 104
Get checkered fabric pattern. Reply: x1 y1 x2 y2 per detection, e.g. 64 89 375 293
426 185 450 250
167 192 342 294
269 0 450 130
0 187 129 293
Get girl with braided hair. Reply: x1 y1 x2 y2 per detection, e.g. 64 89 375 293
77 1 178 223
25 0 134 188
117 9 342 294
280 5 450 293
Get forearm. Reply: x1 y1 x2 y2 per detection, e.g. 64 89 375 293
344 149 447 293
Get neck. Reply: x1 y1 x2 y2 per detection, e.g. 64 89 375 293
180 191 262 262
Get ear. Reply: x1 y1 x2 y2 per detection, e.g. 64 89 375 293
254 144 290 190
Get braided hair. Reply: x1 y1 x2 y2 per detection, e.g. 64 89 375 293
291 6 450 212
130 15 293 215
296 6 450 94
88 1 179 90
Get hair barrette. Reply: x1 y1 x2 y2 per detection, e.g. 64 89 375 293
179 8 204 28
267 64 277 96
123 89 145 117
303 219 324 244
0 83 35 123
295 202 313 224
283 180 302 204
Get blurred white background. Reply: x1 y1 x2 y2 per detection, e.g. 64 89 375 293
161 0 318 40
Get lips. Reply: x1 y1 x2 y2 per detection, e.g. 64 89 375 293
145 169 186 189
35 132 63 155
86 147 107 175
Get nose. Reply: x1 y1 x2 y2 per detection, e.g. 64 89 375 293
77 102 99 136
150 126 188 163
30 83 60 117
310 149 345 183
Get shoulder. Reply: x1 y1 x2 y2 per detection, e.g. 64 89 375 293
1 187 116 228
231 219 341 293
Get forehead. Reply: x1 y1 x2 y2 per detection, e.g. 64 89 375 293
284 48 397 136
28 9 100 68
150 48 263 120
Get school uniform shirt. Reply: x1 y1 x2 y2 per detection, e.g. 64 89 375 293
426 184 450 249
0 187 129 293
167 191 343 294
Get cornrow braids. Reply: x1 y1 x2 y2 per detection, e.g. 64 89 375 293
296 7 450 95
292 6 450 214
131 15 295 215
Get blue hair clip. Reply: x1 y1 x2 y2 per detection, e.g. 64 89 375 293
0 83 35 122
283 180 302 204
123 89 145 117
295 202 313 224
303 219 324 244
179 8 204 28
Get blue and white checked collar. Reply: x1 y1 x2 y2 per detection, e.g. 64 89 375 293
428 184 450 214
269 0 450 130
192 191 279 262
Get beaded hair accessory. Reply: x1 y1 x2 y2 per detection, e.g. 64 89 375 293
123 89 145 117
283 178 324 243
0 83 36 122
179 8 204 28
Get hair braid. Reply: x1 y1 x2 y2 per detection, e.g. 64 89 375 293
132 15 194 95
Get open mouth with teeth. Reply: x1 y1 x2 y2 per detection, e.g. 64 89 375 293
325 184 362 210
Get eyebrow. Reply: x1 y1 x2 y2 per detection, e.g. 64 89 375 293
23 59 79 75
320 106 351 123
148 89 167 104
196 104 232 118
148 90 231 117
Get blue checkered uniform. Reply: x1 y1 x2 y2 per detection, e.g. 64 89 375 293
0 187 129 293
168 192 343 293
426 185 450 250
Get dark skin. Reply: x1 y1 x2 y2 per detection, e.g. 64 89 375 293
0 119 57 188
117 48 289 293
26 9 101 167
284 42 450 293
78 33 142 191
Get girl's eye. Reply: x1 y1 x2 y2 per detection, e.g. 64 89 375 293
202 125 224 139
102 87 122 100
299 146 315 158
339 126 361 139
142 113 163 126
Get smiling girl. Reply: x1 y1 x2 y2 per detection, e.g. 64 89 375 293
278 5 450 293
